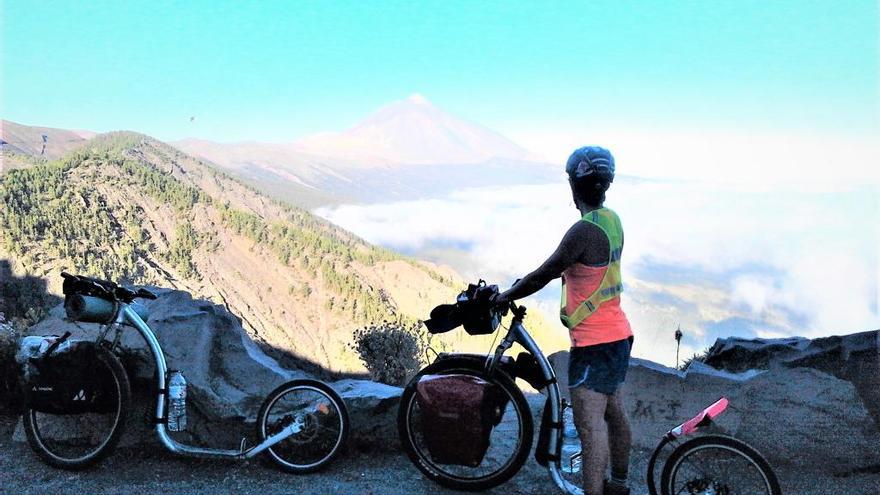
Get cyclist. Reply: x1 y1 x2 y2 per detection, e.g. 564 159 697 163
494 146 633 495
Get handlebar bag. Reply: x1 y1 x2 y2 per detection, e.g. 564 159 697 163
415 374 508 467
25 342 117 415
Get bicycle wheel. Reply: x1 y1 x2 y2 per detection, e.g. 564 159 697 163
397 357 534 492
256 379 349 473
23 345 130 470
661 435 781 495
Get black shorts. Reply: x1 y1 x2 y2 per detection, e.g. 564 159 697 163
568 336 633 395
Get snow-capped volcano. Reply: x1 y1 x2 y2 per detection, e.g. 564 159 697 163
292 94 530 164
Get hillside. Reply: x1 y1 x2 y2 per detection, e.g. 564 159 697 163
0 132 464 372
0 119 92 173
0 131 563 373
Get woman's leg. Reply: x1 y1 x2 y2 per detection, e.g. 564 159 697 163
571 386 609 495
605 387 632 486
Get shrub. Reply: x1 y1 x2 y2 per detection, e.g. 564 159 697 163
679 346 713 371
350 321 426 386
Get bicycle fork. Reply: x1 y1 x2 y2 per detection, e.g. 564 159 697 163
501 318 583 495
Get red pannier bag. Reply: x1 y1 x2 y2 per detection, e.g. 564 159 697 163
415 373 508 467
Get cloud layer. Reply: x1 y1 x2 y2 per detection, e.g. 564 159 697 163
318 179 879 365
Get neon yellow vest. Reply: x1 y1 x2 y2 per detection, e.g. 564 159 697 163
560 207 624 329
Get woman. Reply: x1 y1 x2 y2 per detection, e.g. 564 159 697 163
493 146 633 495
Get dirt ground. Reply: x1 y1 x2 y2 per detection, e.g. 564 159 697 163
1 414 877 495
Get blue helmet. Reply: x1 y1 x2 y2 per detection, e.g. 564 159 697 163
565 146 615 182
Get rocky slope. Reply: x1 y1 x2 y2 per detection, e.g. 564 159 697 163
0 132 464 373
0 119 93 172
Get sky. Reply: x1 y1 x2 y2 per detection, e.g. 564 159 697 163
3 0 878 165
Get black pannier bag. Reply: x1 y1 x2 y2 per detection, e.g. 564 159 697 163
25 340 117 415
415 374 510 467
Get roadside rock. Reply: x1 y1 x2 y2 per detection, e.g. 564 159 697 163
550 350 880 473
333 379 402 449
705 330 880 430
13 289 399 451
729 367 879 473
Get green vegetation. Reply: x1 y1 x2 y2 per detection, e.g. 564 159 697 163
218 203 405 323
679 346 713 371
163 224 201 279
0 156 146 282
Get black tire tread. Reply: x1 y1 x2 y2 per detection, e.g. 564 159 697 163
660 434 781 495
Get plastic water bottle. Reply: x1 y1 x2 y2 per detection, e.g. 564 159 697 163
167 371 187 432
561 404 582 474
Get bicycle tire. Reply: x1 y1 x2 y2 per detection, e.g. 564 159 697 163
23 344 130 470
661 434 781 495
256 379 349 473
397 356 534 492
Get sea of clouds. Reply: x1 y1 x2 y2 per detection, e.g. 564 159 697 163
317 178 879 366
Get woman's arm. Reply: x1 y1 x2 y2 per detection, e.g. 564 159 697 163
496 221 588 303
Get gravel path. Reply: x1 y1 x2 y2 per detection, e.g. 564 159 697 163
2 414 877 495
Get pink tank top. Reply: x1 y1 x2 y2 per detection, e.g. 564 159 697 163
562 263 632 347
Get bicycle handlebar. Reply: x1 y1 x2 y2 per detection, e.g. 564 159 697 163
61 272 157 302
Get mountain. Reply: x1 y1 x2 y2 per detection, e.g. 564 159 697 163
0 130 561 373
0 132 463 372
292 94 531 165
173 95 557 207
0 119 93 172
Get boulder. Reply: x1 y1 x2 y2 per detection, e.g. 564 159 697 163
333 379 402 450
728 367 879 473
13 289 401 451
550 350 880 474
705 330 880 430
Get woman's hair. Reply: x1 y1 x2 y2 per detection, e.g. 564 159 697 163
570 175 610 207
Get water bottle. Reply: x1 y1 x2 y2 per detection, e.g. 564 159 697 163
561 403 582 474
167 371 187 432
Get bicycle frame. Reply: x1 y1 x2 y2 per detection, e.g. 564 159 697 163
97 303 303 460
482 308 583 495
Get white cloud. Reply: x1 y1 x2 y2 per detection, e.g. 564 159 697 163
317 179 879 366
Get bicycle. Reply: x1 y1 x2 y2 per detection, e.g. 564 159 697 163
398 281 781 495
21 272 350 473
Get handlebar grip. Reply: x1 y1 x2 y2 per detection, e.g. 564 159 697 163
137 288 158 300
60 272 74 279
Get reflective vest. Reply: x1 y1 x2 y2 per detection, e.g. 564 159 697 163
560 207 624 329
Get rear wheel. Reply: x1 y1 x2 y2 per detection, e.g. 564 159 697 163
397 357 533 492
661 435 781 495
256 379 349 473
23 344 130 470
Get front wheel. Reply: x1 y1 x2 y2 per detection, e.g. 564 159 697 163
397 357 534 492
256 379 349 473
661 435 781 495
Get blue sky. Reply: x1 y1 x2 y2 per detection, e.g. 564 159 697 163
3 0 877 146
